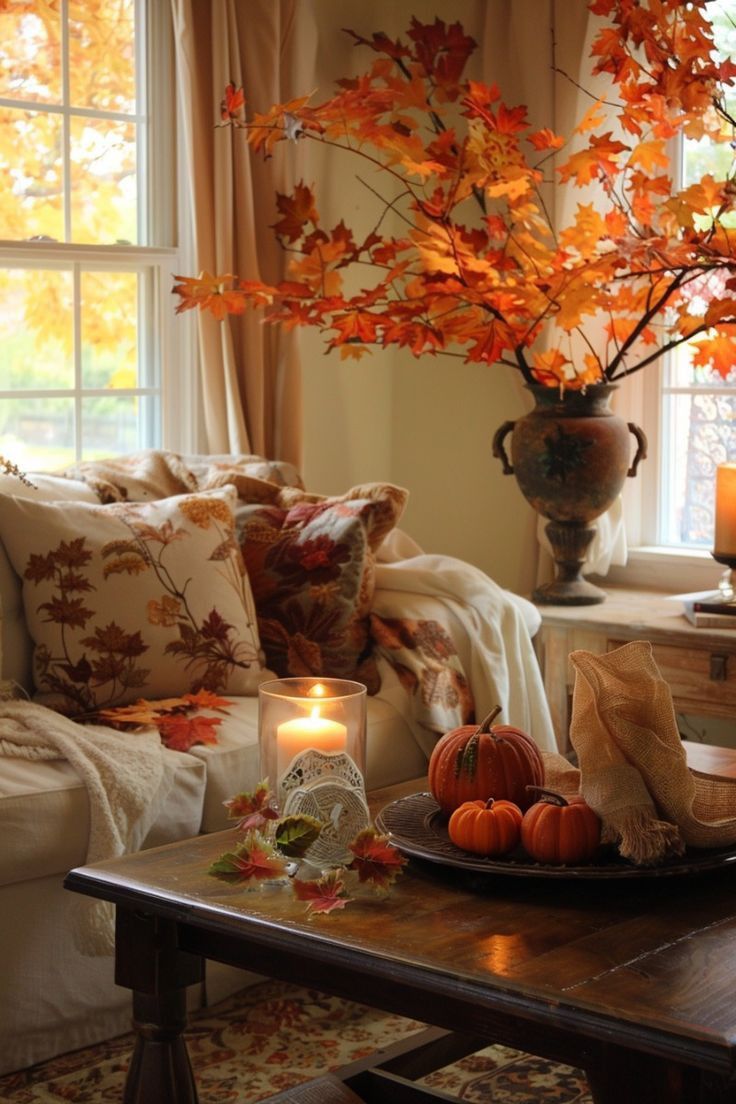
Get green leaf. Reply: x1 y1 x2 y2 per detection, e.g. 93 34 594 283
274 814 324 858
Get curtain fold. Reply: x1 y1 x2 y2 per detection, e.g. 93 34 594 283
171 0 316 465
479 0 627 583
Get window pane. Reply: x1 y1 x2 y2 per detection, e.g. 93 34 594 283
70 117 137 244
81 271 138 388
661 390 736 546
81 393 159 458
0 397 75 472
69 0 136 114
0 6 61 104
0 268 73 389
0 107 63 241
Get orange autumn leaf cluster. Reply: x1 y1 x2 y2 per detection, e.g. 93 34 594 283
96 689 234 752
173 3 736 390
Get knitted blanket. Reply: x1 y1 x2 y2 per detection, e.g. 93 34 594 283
0 700 172 952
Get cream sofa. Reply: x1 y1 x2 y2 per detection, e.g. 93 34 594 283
0 455 553 1076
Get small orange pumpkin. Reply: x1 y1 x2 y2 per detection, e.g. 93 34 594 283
448 798 523 857
428 706 544 815
521 788 601 865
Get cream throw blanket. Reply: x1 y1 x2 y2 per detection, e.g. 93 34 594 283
373 531 558 756
0 700 171 953
544 641 736 865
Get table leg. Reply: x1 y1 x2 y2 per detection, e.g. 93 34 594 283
585 1045 735 1104
124 990 198 1104
114 908 205 1104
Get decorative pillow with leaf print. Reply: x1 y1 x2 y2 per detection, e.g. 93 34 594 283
234 482 408 693
0 486 269 716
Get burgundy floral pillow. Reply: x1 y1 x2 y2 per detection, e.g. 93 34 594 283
235 483 408 692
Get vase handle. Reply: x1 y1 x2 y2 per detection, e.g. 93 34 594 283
626 422 648 477
492 420 516 474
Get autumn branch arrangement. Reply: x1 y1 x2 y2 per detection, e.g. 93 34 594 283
173 2 736 391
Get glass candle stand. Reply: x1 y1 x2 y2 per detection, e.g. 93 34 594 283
259 677 369 867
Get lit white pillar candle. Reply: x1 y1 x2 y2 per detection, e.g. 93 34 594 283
715 463 736 559
276 705 347 779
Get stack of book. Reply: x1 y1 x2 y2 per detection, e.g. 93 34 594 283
674 591 736 629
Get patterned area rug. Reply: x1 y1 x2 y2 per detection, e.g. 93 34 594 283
0 979 593 1103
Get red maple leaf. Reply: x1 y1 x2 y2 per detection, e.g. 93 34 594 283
223 781 280 830
271 182 319 243
347 827 408 890
292 869 351 914
158 713 222 752
208 834 287 883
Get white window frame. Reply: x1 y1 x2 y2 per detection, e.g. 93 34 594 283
0 0 198 468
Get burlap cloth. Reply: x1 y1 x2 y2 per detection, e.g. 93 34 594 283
542 640 736 866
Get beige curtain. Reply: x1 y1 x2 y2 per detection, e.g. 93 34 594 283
480 0 626 585
171 0 317 465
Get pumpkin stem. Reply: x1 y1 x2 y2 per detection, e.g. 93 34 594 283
525 785 569 807
484 797 496 810
478 705 502 732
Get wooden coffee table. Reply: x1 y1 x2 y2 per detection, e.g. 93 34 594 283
65 746 736 1104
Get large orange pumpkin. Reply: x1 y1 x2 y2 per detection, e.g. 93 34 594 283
521 788 601 864
428 706 544 815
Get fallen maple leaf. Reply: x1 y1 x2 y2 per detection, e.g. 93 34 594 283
292 869 351 914
274 814 324 858
347 827 408 890
223 781 280 830
208 832 288 883
183 688 235 712
158 713 222 752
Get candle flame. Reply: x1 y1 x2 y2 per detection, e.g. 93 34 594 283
307 683 327 698
309 705 321 722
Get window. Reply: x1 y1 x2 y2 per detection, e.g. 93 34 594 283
654 0 736 552
0 0 179 473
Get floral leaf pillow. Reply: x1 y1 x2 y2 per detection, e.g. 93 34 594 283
234 483 408 693
0 487 269 715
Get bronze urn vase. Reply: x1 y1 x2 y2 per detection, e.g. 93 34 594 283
492 385 647 606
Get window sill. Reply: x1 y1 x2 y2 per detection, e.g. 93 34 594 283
594 546 724 596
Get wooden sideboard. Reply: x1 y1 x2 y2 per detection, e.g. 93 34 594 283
534 586 736 751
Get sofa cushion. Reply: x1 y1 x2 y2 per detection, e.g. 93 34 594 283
0 474 99 692
0 486 269 714
185 694 427 832
235 483 408 694
0 746 206 887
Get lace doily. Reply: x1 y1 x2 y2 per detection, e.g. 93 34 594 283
282 778 370 867
279 749 365 797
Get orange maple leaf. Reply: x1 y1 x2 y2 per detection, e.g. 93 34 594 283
528 127 565 151
183 688 235 712
220 82 244 122
691 329 736 380
158 713 222 752
172 272 247 320
557 133 628 185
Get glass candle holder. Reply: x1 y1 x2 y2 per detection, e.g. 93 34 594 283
259 677 369 866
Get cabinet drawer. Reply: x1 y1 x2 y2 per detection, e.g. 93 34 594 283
608 639 736 713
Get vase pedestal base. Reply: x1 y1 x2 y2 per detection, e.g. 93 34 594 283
532 521 607 606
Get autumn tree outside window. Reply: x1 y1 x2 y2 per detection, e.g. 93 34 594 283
0 0 177 473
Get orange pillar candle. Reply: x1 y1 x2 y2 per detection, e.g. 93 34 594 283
715 463 736 560
276 705 347 779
